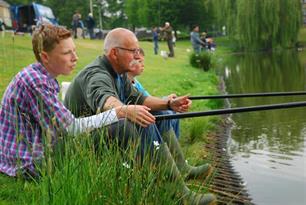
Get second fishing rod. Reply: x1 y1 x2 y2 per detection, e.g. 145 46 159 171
189 91 306 100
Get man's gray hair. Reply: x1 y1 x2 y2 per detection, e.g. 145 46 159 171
103 28 133 55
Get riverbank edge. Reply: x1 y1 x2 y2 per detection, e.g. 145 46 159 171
204 77 254 204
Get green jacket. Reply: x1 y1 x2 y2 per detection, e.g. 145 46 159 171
64 56 146 117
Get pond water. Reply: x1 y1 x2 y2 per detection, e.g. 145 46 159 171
218 50 306 205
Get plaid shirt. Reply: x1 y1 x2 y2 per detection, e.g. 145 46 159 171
0 63 73 176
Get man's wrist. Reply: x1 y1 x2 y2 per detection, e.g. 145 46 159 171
167 99 172 110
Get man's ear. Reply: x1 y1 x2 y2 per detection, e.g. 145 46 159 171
109 48 118 60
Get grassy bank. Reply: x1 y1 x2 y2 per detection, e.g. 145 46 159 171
298 26 306 47
0 33 221 204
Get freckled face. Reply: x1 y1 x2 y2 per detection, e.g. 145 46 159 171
43 37 78 77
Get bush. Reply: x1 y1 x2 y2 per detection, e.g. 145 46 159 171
189 52 212 71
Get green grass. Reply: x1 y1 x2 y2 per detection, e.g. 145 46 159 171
0 32 221 204
298 26 306 46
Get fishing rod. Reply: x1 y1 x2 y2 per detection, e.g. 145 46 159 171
155 101 306 121
189 91 306 100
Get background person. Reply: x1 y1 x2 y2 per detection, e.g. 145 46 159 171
201 32 216 51
190 25 205 53
161 22 174 57
86 13 95 40
72 10 81 39
152 27 159 55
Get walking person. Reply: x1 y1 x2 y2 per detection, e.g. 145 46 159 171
86 13 95 40
72 10 81 39
161 22 174 57
152 27 159 55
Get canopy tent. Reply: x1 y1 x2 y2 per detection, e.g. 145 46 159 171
0 0 11 28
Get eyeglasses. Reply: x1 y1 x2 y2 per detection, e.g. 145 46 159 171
116 47 145 56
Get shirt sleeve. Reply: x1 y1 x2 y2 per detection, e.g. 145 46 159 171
83 70 119 112
66 108 118 135
83 69 147 111
133 79 150 97
29 81 73 136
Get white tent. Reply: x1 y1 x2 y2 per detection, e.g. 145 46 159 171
0 0 12 28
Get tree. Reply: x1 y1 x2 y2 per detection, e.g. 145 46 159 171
100 0 127 29
214 0 302 50
43 0 89 28
125 0 140 30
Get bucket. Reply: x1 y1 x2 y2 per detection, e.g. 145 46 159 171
61 81 71 101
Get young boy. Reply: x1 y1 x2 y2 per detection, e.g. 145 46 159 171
127 48 180 138
0 24 119 179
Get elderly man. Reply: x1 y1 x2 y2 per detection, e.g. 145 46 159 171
64 28 216 204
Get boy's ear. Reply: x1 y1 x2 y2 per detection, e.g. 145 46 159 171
40 51 49 64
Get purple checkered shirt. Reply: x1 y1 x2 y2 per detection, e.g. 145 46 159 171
0 63 73 176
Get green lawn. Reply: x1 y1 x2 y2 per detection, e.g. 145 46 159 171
0 33 221 204
298 26 306 46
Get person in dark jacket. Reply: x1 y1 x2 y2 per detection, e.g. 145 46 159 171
86 13 95 39
152 27 159 55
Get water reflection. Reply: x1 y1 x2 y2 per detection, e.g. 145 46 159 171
219 50 306 205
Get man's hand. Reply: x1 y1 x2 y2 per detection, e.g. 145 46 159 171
116 105 155 127
168 95 192 113
167 93 177 100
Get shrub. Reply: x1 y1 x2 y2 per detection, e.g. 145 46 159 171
189 52 212 71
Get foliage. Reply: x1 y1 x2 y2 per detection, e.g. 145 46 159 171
0 128 179 204
189 51 213 71
212 0 302 50
298 27 306 47
100 0 127 29
6 0 303 51
125 0 212 31
6 0 213 31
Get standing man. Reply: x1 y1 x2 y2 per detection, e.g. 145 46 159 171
86 13 95 40
191 25 205 54
72 10 81 39
152 27 159 55
64 28 216 204
161 22 174 57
